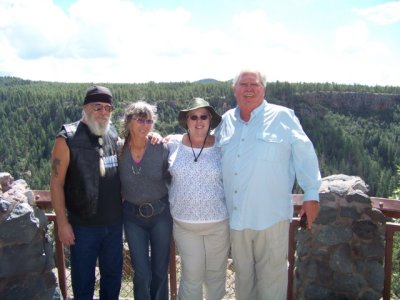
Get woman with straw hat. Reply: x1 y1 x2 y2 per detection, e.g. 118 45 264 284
167 98 229 300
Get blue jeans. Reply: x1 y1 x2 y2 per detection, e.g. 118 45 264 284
123 201 173 300
70 223 123 300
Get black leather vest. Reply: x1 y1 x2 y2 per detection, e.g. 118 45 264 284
62 121 119 219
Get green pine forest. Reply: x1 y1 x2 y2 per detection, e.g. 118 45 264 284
1 76 400 198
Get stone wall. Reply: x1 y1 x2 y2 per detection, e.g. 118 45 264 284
0 172 60 300
294 174 386 300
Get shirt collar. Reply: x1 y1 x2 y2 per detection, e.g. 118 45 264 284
234 100 267 122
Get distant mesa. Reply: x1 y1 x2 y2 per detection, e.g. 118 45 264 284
194 78 222 84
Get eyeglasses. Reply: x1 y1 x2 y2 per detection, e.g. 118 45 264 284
91 103 114 112
133 118 154 125
188 115 209 121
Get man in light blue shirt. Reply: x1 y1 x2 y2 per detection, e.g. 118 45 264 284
215 69 321 300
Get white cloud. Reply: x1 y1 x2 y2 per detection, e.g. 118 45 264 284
0 0 398 86
328 19 396 85
335 21 369 53
232 10 310 52
0 0 200 81
335 20 391 62
0 0 74 59
354 1 400 25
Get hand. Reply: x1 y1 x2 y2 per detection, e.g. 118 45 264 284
147 132 164 145
298 200 319 229
162 134 173 143
57 221 75 246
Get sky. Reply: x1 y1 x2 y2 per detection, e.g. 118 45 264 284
0 0 399 86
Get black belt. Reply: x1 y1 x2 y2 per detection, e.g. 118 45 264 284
127 195 168 218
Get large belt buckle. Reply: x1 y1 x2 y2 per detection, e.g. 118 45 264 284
138 203 154 218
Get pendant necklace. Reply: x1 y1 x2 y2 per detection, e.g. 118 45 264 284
187 132 208 162
130 141 147 175
132 162 142 175
98 137 105 177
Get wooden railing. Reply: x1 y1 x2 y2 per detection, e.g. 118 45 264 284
34 191 400 300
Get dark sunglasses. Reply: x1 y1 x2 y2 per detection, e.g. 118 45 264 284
91 103 114 112
188 114 209 121
133 118 154 125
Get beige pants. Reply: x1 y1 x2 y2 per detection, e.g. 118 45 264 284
230 220 289 300
173 219 230 300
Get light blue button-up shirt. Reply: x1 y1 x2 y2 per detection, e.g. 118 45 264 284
215 100 321 231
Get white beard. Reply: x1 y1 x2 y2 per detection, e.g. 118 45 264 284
84 112 110 136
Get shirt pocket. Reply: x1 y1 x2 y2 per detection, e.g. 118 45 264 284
256 132 284 161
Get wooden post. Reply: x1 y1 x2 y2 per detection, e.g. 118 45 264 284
169 240 177 300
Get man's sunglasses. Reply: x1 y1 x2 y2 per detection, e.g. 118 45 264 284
188 114 209 121
91 103 114 112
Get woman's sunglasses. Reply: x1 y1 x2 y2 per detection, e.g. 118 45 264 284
188 114 209 121
133 118 154 125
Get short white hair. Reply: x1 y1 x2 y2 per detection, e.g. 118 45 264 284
232 69 267 88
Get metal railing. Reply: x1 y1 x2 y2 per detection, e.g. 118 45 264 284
34 191 400 300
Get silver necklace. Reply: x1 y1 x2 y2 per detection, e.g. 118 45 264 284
132 163 142 175
130 141 146 175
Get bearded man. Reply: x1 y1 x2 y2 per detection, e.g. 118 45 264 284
50 85 123 300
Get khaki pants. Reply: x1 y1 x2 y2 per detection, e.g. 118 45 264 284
173 219 230 300
230 220 289 300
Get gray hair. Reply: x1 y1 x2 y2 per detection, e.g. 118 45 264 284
232 69 267 88
121 101 157 145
